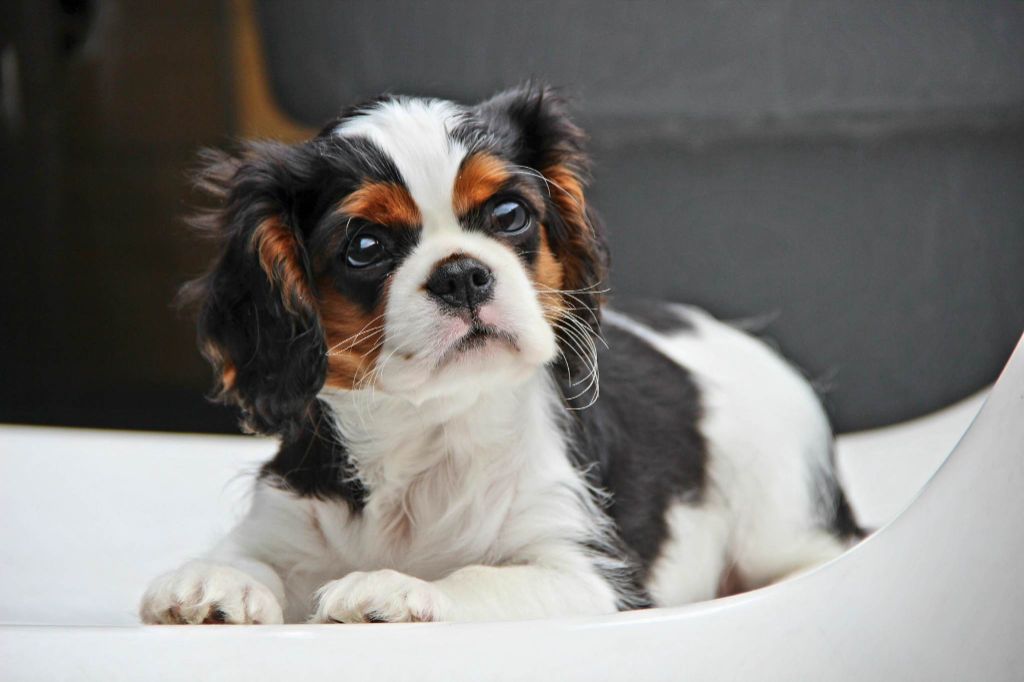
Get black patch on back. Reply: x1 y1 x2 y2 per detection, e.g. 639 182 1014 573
609 298 695 334
259 400 367 507
556 322 707 576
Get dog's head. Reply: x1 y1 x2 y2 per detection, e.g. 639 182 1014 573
187 84 607 436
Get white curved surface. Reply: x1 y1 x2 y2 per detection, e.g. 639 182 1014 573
837 389 988 530
1 335 1020 680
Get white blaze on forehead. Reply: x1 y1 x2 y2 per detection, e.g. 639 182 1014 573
335 98 468 234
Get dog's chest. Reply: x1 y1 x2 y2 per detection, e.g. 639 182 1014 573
306 379 578 581
311 427 527 579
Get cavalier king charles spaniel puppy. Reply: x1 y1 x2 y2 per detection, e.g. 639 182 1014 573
140 84 860 625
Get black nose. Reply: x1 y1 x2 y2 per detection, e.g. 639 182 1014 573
425 257 495 311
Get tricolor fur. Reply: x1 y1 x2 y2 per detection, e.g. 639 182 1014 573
141 85 860 625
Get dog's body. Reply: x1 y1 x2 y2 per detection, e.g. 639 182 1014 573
141 86 858 625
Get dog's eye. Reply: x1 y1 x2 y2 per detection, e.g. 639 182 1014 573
345 235 387 268
491 200 531 235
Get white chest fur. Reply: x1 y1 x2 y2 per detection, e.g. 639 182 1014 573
243 373 602 618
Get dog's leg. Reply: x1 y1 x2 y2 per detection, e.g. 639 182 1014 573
733 528 851 590
311 549 619 623
139 489 294 624
644 502 732 606
436 562 621 620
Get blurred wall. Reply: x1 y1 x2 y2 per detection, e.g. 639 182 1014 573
1 1 1022 435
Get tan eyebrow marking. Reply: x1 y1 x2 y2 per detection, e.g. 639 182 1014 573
340 181 420 226
453 152 511 216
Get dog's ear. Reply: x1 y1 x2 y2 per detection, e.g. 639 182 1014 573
182 142 325 438
476 84 609 332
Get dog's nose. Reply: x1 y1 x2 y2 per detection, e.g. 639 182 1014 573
425 257 495 311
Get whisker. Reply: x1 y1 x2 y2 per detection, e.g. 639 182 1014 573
535 281 610 295
325 314 387 354
552 322 599 394
559 307 609 350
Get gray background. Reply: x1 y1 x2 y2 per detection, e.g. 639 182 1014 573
257 0 1024 430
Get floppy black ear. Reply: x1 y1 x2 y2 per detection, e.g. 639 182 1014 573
183 143 326 438
476 84 610 330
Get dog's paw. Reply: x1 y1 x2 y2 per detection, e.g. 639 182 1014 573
311 569 451 623
139 560 284 625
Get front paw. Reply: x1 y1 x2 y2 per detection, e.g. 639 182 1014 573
139 560 284 625
312 569 451 623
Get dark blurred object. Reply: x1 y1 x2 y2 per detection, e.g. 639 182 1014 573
0 0 238 432
1 0 1022 434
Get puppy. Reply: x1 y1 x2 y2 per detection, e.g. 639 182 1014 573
140 84 860 625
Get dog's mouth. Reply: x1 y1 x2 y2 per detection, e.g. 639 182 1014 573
438 322 520 367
